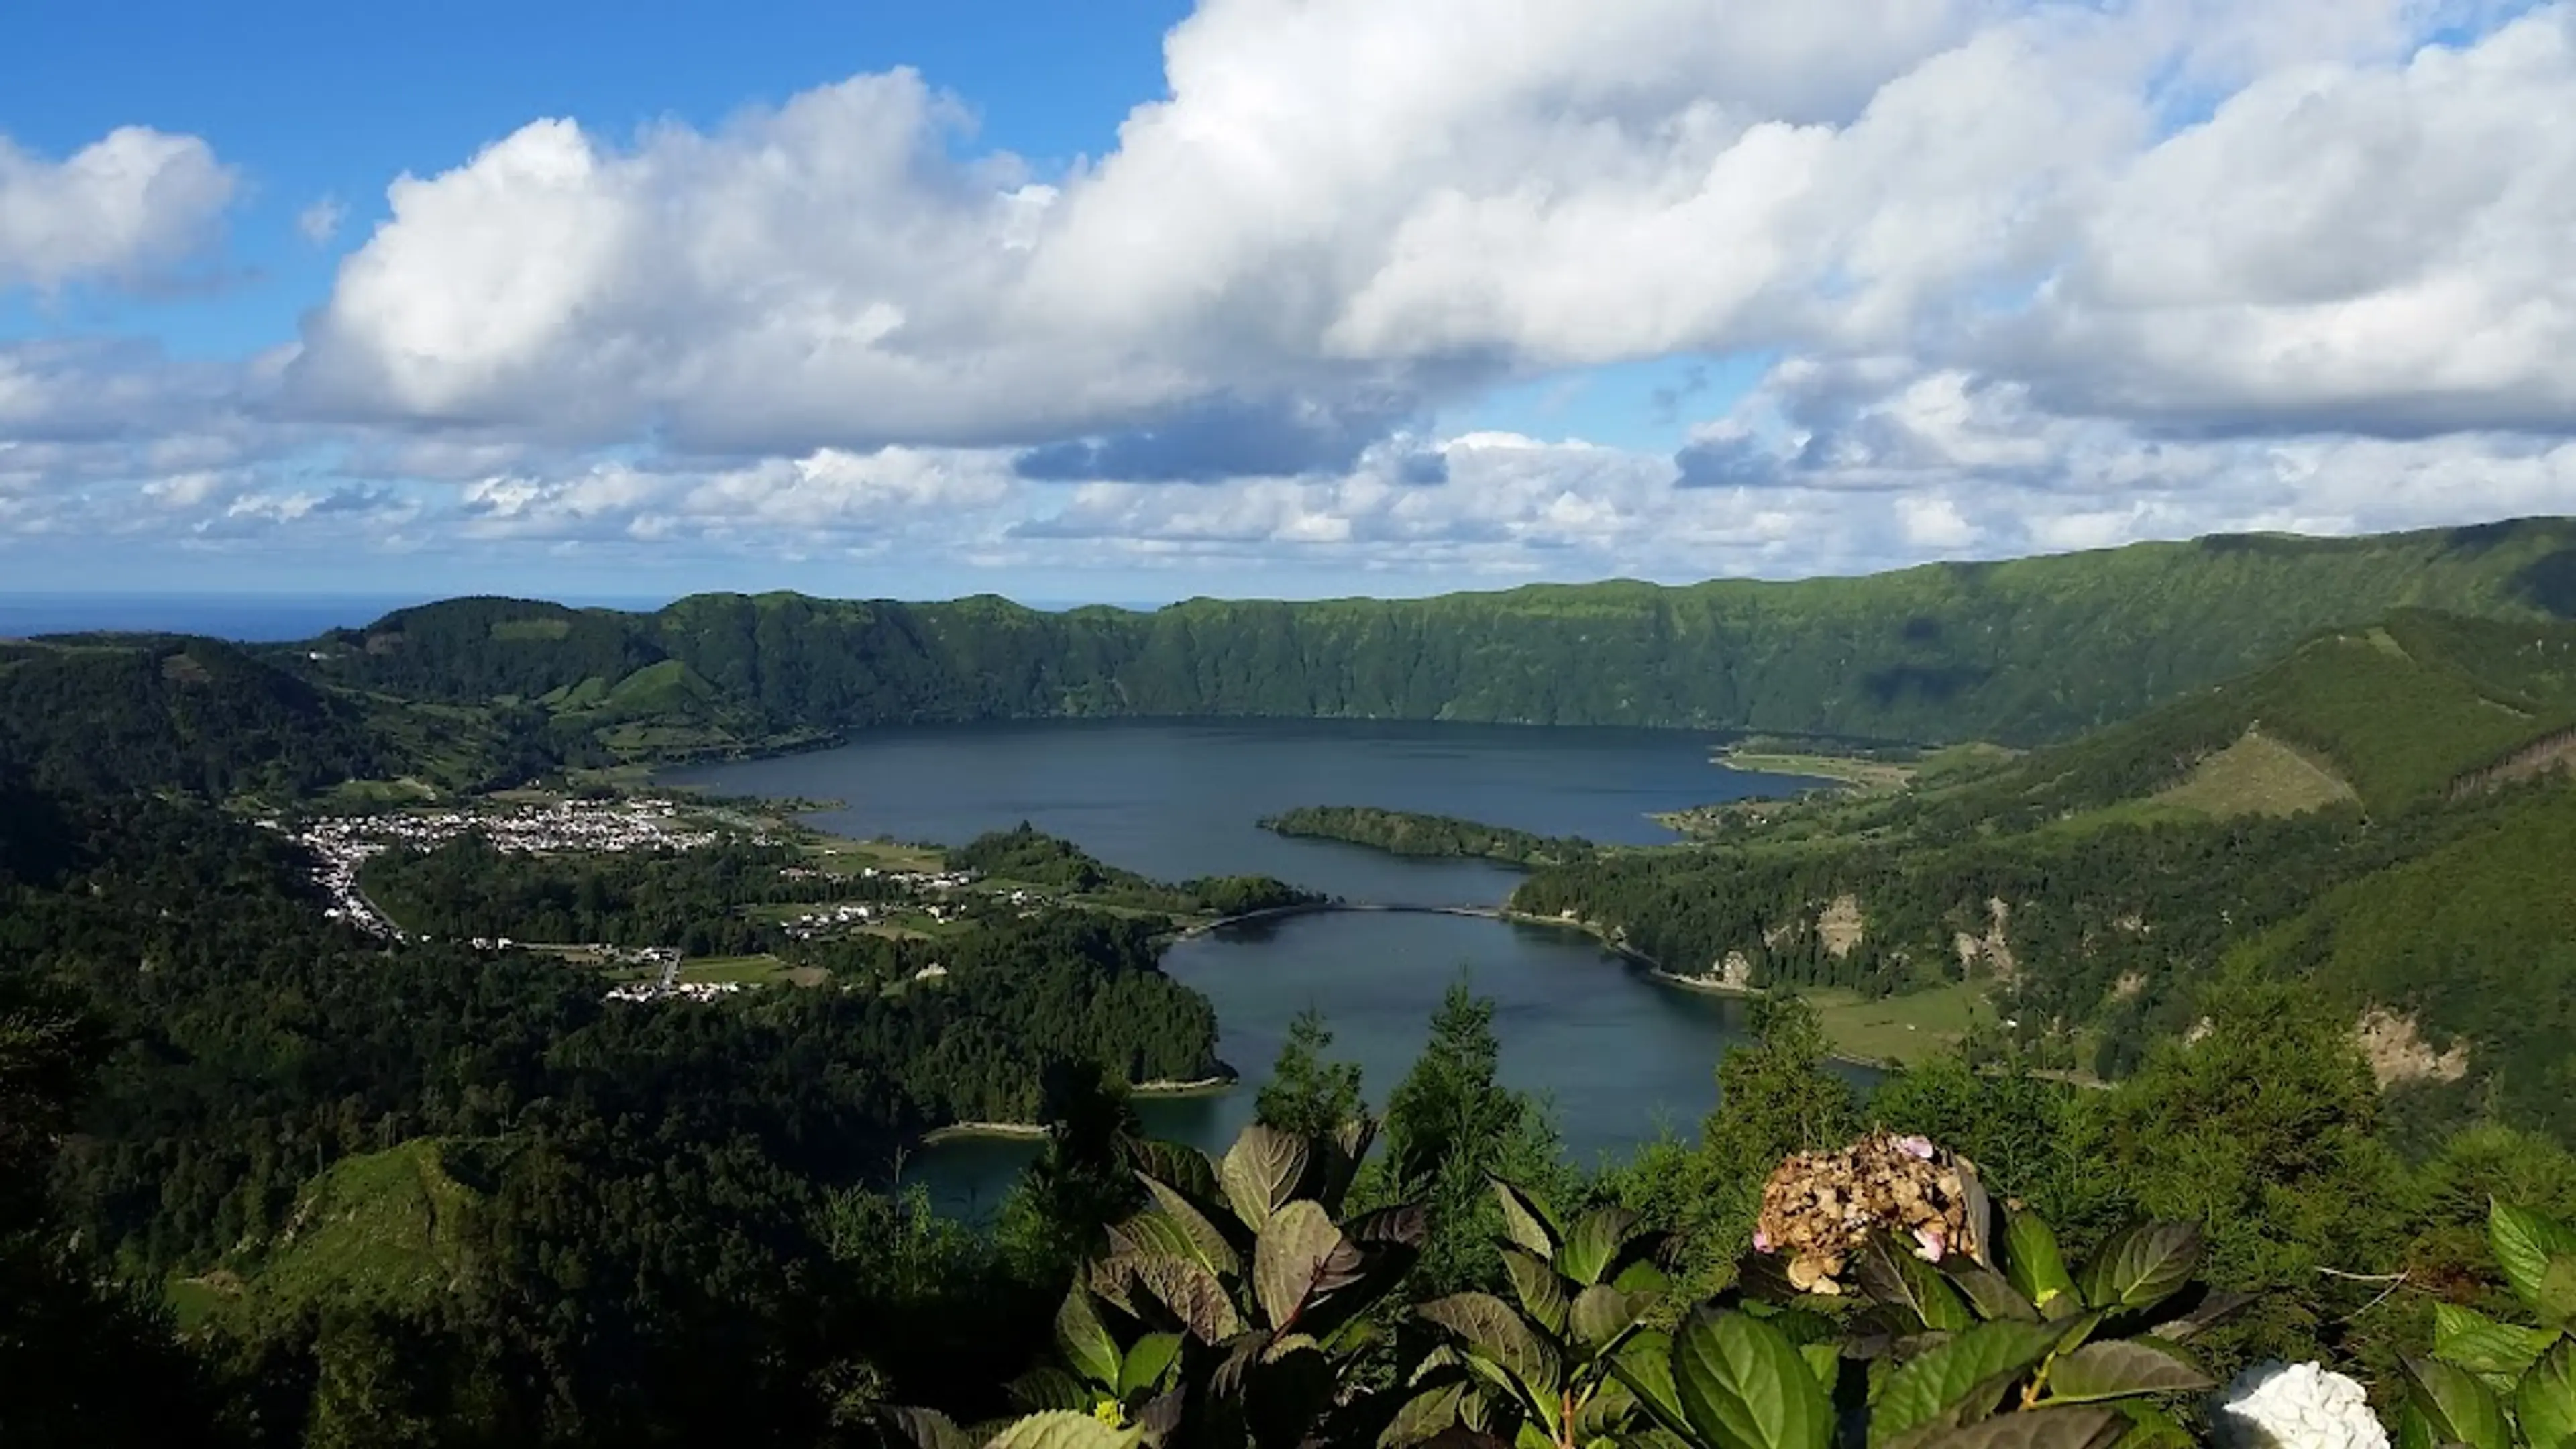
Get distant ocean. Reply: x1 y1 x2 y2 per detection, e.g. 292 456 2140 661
0 592 1163 642
0 594 667 643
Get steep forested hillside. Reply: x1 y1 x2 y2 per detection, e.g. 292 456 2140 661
274 517 2576 757
2229 786 2576 1139
1511 606 2576 1142
0 637 391 797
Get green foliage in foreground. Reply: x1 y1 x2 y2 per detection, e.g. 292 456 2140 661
1262 805 1598 868
892 1120 1423 1449
910 1114 2261 1449
2396 1203 2576 1449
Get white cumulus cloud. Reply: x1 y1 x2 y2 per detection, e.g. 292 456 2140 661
0 127 237 290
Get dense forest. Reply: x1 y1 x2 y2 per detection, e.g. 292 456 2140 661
359 836 823 953
0 777 1244 1444
266 519 2576 760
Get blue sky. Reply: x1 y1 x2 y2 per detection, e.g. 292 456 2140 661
3 0 2573 604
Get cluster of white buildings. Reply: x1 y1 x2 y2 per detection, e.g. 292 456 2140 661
604 979 746 1004
850 865 979 888
782 898 981 938
271 800 736 939
777 864 993 939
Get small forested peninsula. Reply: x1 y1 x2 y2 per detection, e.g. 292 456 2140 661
1261 804 1597 867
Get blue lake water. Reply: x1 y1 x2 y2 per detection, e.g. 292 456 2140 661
663 718 1860 1216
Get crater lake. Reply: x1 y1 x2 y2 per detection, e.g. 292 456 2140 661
662 717 1856 1214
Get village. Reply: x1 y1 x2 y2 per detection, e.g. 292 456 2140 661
268 798 743 945
263 798 1027 1002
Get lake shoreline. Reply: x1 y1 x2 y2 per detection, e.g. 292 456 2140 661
1178 898 1661 967
919 1120 1049 1146
1132 1067 1238 1098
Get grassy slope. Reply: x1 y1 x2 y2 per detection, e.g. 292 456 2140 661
189 1138 483 1321
2148 731 2357 817
1800 981 2002 1067
1919 609 2576 823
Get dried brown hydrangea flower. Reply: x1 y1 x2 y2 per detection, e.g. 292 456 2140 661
1751 1132 1983 1295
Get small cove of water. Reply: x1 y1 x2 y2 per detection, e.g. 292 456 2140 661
663 718 1851 1217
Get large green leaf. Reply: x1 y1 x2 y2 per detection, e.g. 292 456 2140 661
1419 1292 1562 1403
1943 1259 2039 1324
2404 1356 2515 1449
2002 1210 2078 1318
1132 1254 1245 1342
1057 1287 1122 1390
1220 1126 1310 1230
1502 1246 1570 1337
1613 1255 1672 1298
2544 1257 2576 1332
1609 1330 1690 1438
1860 1236 1974 1332
2141 1287 2255 1344
1954 1159 1998 1269
2489 1202 2576 1315
1010 1368 1094 1412
1669 1307 1834 1449
2520 1340 2576 1449
2076 1226 2201 1315
1350 1202 1430 1249
1118 1333 1182 1401
1254 1199 1363 1330
1089 1253 1143 1319
1139 1175 1242 1277
1870 1320 2068 1449
1913 1407 2125 1449
1127 1140 1220 1205
2432 1302 2556 1382
1558 1205 1641 1287
1112 1210 1210 1267
1570 1283 1651 1354
2395 1402 2436 1449
2106 1400 2195 1449
2037 1341 2211 1404
1320 1116 1375 1210
882 1405 979 1449
981 1411 1145 1449
1379 1382 1474 1448
1492 1179 1562 1258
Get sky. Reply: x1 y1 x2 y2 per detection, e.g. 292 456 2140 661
5 0 2576 604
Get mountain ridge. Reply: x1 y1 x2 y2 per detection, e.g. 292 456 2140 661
266 515 2576 760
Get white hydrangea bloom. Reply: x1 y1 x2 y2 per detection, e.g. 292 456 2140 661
2212 1361 2390 1449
